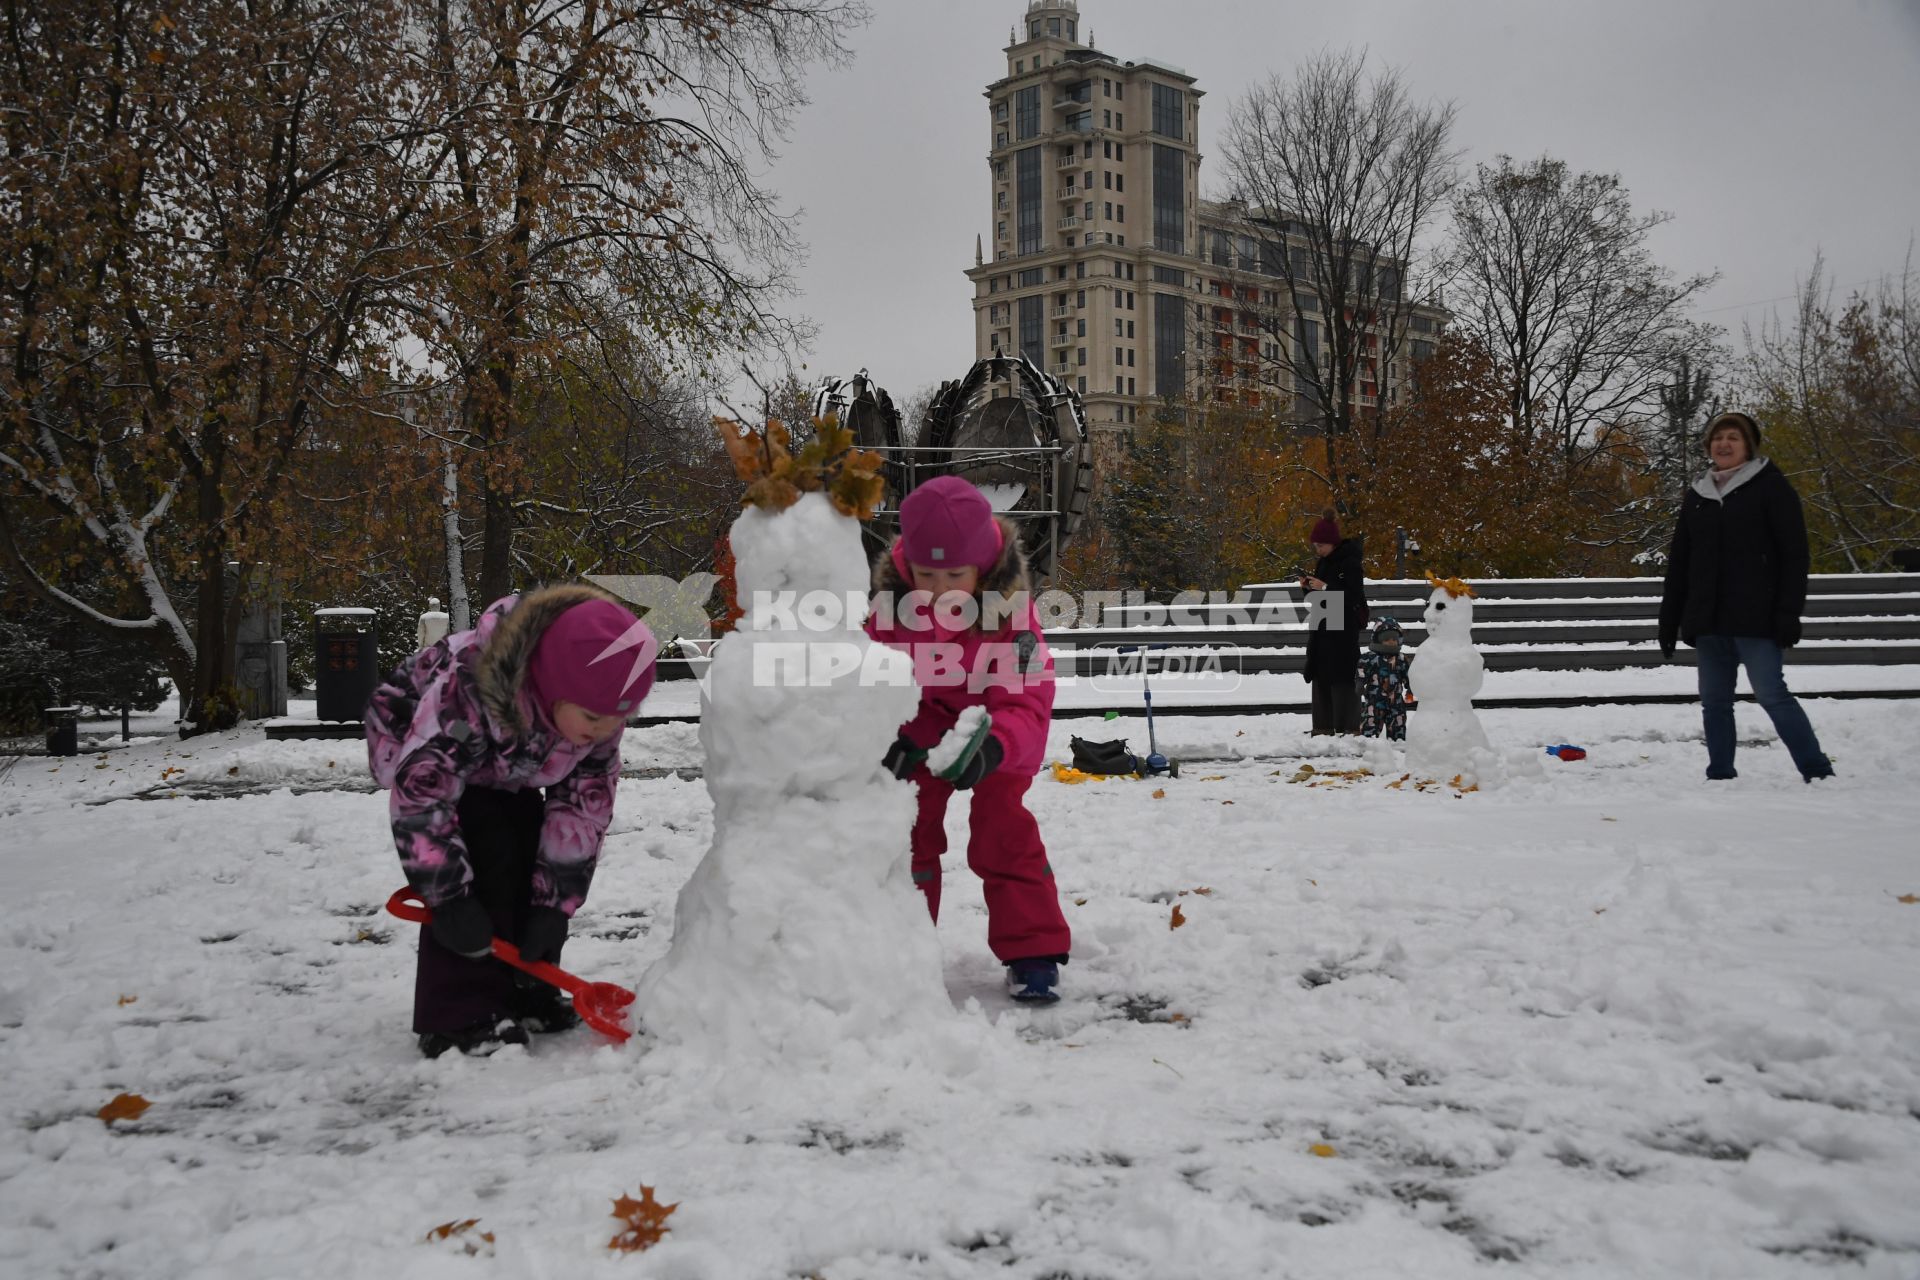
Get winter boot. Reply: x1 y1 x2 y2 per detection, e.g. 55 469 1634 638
418 1016 532 1059
1006 958 1061 1004
509 977 581 1034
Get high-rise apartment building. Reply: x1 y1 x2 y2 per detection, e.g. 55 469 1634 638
964 0 1201 444
966 1 1445 441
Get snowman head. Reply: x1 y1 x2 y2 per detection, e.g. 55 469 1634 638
1422 573 1478 640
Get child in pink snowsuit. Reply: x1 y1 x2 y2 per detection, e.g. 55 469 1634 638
867 477 1071 1002
365 584 656 1057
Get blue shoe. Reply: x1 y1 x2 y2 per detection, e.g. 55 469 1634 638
1006 959 1061 1004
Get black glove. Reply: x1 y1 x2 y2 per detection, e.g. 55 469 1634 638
1775 616 1802 649
518 906 569 965
882 734 921 780
430 895 494 959
1657 627 1677 660
949 733 1004 791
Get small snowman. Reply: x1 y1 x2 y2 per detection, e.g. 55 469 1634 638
1404 572 1500 785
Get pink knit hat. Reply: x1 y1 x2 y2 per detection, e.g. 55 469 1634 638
527 598 657 717
1309 512 1341 545
897 476 1002 572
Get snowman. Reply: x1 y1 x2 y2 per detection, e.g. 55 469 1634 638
1404 573 1501 785
636 484 956 1063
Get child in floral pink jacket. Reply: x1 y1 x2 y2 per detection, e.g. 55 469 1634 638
867 477 1070 1003
365 583 655 1057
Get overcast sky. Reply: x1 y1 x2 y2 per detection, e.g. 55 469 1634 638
754 0 1920 406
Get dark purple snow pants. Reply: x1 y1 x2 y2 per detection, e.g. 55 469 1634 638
412 785 557 1033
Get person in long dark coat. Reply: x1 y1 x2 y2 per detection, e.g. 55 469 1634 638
1658 410 1834 782
1299 512 1368 735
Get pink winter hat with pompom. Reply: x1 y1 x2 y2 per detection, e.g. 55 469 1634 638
897 476 1002 571
527 598 657 717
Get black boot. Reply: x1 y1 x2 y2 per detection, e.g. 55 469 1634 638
509 976 581 1034
418 1016 532 1059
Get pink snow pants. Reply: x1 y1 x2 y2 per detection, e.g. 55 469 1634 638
909 769 1070 963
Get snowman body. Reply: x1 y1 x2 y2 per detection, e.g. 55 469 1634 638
636 492 950 1061
1404 585 1493 776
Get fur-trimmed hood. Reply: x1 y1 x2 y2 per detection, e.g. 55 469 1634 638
872 515 1033 609
474 582 628 737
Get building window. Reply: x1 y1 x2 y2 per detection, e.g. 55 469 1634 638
1076 289 1085 306
996 160 1007 180
1077 347 1086 366
1103 140 1112 160
1048 17 1060 35
1104 171 1112 190
1084 200 1094 220
1152 143 1184 253
1104 201 1113 221
1015 86 1040 141
996 131 1008 149
1155 293 1186 397
1154 266 1185 287
1067 20 1076 40
1114 318 1123 337
1116 83 1124 103
1103 109 1112 128
1128 349 1136 367
1116 114 1123 130
997 190 1007 210
1077 318 1086 336
1116 143 1124 161
994 101 1008 121
1103 78 1111 97
1019 295 1043 365
996 220 1006 239
1116 377 1124 394
1115 345 1123 364
1075 262 1086 279
1115 174 1123 193
1017 267 1042 287
1077 376 1087 394
1016 59 1024 73
1127 320 1135 338
1128 377 1136 394
1016 147 1042 254
1117 204 1125 224
1083 140 1093 158
1152 84 1185 139
1067 110 1091 133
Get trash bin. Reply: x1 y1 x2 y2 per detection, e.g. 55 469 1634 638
44 706 79 757
314 607 378 722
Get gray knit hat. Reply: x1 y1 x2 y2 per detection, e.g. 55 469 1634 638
1702 411 1761 455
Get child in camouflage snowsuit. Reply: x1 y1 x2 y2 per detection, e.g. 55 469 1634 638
1357 615 1414 741
366 584 656 1057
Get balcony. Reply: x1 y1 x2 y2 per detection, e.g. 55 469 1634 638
1052 363 1073 377
1056 153 1079 169
1059 215 1081 230
1058 186 1078 201
1051 305 1072 319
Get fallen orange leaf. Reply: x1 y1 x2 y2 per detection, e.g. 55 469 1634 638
1151 788 1165 799
1309 1142 1337 1158
1896 893 1918 905
117 995 137 1007
1169 903 1186 930
424 1219 494 1255
98 1093 150 1124
609 1186 678 1253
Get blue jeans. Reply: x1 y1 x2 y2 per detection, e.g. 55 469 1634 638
1693 634 1832 780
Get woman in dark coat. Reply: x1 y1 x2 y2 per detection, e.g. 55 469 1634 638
1299 512 1368 735
1658 411 1834 782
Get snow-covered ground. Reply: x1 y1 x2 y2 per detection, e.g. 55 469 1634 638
3 697 1918 1278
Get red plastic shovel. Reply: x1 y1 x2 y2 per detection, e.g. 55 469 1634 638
384 887 636 1044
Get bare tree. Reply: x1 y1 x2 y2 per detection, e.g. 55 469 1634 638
1217 47 1458 504
1745 252 1920 570
1445 155 1719 467
1 0 433 732
395 0 863 603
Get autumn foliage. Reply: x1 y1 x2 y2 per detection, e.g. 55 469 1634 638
716 417 887 520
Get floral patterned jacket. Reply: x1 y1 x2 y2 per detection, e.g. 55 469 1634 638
365 585 625 915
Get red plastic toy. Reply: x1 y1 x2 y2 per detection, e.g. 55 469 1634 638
384 887 636 1044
